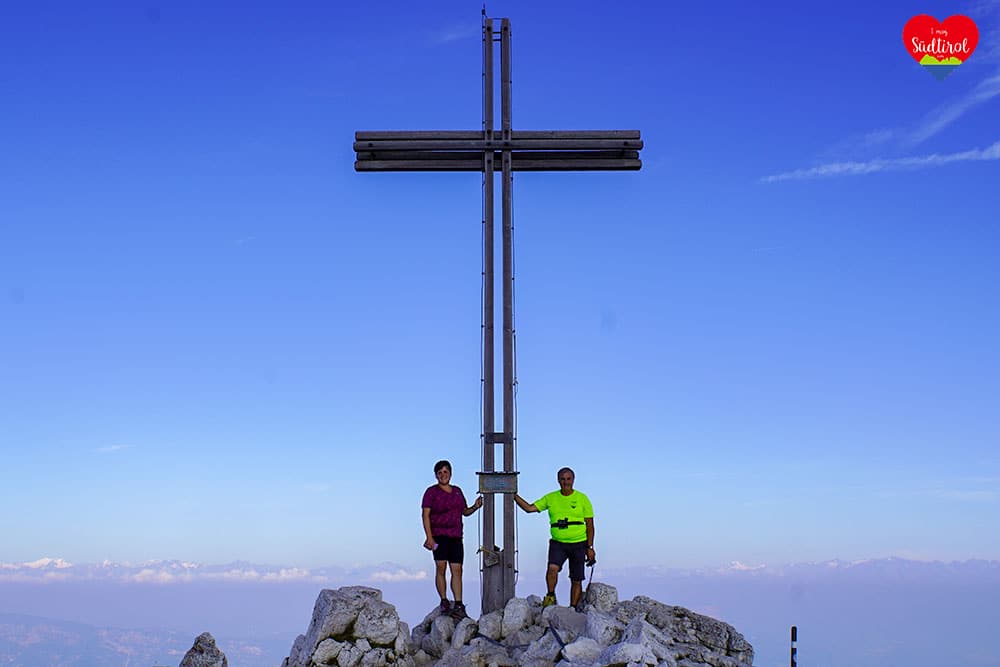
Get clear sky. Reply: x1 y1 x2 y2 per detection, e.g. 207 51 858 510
2 1 998 573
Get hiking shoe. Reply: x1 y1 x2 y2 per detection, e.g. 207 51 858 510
450 602 467 620
439 599 451 614
541 593 557 608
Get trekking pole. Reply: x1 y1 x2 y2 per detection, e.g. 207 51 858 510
576 556 597 612
790 625 797 667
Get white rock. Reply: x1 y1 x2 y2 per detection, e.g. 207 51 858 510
313 638 344 664
519 631 562 663
359 647 392 666
412 649 434 666
336 643 362 667
420 614 456 657
501 597 532 638
561 636 604 663
583 582 619 613
543 606 588 641
596 640 657 666
478 609 504 640
506 624 546 647
451 617 478 648
394 622 413 655
585 610 624 646
355 599 400 646
179 632 228 667
439 637 516 667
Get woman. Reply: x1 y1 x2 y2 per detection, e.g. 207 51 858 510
421 459 482 619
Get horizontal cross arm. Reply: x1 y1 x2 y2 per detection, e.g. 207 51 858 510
357 150 639 162
354 138 642 152
355 130 641 141
355 157 641 172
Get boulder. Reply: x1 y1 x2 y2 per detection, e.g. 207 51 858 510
279 587 412 667
500 597 532 638
179 632 227 667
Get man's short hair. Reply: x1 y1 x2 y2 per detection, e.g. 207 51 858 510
434 460 452 474
557 467 575 479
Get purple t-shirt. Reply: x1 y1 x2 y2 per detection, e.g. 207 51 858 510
422 485 467 538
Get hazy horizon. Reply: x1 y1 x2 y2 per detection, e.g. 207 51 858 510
3 555 999 667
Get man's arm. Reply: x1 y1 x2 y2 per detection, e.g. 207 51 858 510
514 494 539 513
421 508 436 551
585 517 595 561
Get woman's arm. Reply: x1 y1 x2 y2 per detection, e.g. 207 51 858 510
422 507 436 550
463 495 484 516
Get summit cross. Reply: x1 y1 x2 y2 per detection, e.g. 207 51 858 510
353 14 643 614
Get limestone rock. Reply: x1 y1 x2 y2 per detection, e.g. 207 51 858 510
279 587 411 667
596 639 657 666
477 609 503 640
519 630 562 664
585 610 624 646
561 636 603 664
500 597 532 638
582 581 618 613
542 606 587 641
313 638 344 664
451 617 478 648
337 644 362 667
179 632 228 667
395 621 413 655
355 599 400 646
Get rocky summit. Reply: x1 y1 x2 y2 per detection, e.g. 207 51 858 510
276 583 754 667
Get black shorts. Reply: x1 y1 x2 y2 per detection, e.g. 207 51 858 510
432 535 464 564
547 539 588 581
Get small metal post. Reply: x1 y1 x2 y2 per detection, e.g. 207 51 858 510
790 626 797 667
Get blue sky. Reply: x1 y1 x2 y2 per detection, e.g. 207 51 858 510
2 0 998 574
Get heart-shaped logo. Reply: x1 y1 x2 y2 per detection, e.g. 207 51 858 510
903 15 979 80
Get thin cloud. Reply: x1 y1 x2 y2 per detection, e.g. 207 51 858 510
429 25 478 45
904 70 1000 147
368 568 428 583
95 444 132 454
817 67 1000 159
761 139 1000 182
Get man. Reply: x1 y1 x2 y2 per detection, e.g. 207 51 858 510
514 467 595 608
421 459 483 619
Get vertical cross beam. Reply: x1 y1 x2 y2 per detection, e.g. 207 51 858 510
481 15 517 614
499 17 517 609
480 16 500 612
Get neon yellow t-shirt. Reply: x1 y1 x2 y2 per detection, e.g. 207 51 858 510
534 490 593 543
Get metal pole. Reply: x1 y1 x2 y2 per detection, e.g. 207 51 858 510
790 626 797 667
500 17 516 605
480 16 502 615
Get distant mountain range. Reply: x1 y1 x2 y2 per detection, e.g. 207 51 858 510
0 612 285 667
5 555 997 583
0 557 428 584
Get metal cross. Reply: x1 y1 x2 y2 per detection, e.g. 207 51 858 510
353 14 642 614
